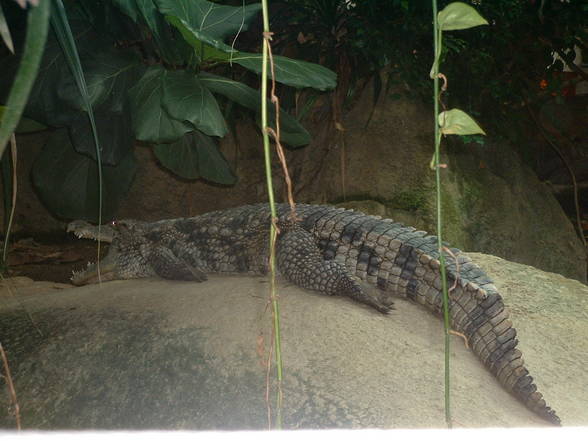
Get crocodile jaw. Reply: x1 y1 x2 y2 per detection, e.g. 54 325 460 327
71 252 118 285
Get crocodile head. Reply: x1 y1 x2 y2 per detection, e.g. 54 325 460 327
71 221 156 285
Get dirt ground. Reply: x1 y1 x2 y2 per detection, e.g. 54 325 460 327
3 235 106 284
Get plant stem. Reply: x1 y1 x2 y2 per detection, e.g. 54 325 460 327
1 135 17 268
260 0 283 429
432 0 452 428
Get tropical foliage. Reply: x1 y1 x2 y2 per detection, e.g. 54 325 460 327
0 0 336 221
274 0 587 113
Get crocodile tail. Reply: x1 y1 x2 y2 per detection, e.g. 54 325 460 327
413 250 561 425
294 204 560 425
448 278 560 425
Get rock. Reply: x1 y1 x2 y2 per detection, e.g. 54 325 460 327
315 84 586 281
1 256 586 430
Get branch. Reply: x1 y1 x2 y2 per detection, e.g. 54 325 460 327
0 342 21 430
525 102 586 247
548 182 588 193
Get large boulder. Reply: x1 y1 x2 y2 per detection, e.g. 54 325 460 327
313 87 586 282
1 255 586 430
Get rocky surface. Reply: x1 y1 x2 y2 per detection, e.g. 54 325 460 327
319 87 586 281
0 255 586 430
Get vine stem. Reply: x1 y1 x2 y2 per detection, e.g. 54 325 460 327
1 342 20 429
260 0 283 429
2 135 17 266
432 0 452 428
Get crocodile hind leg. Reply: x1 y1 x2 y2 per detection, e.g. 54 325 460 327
276 227 392 313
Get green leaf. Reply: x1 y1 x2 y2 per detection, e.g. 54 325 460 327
141 0 194 64
156 0 261 41
52 0 108 224
437 2 488 31
198 73 259 108
17 18 110 127
68 110 134 165
57 49 141 113
72 0 138 41
158 0 262 58
128 66 193 143
231 52 337 90
198 42 232 62
111 0 140 22
0 1 14 54
199 72 311 147
154 131 236 184
0 106 46 133
438 109 486 135
31 129 137 222
157 0 335 91
164 14 236 54
163 70 227 137
0 0 50 159
113 0 192 65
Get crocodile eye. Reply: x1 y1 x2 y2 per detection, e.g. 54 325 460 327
112 220 132 233
111 220 127 232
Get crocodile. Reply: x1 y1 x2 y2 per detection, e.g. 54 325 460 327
68 203 560 425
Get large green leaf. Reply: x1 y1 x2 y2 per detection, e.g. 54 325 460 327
111 0 140 22
438 109 486 135
31 129 137 222
0 1 14 54
163 14 234 55
437 2 488 31
0 106 46 133
156 0 261 41
230 52 336 91
163 70 227 137
154 130 236 185
199 73 310 147
68 109 134 165
137 0 192 64
57 48 141 113
158 0 262 58
113 0 193 65
134 0 164 34
0 0 50 158
128 66 193 143
156 0 334 91
17 18 110 127
74 0 139 41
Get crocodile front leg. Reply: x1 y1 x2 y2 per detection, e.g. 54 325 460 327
147 245 208 282
276 226 393 313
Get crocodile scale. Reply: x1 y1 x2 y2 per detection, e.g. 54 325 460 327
69 203 560 425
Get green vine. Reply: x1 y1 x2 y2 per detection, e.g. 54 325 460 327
430 1 487 427
260 0 284 429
